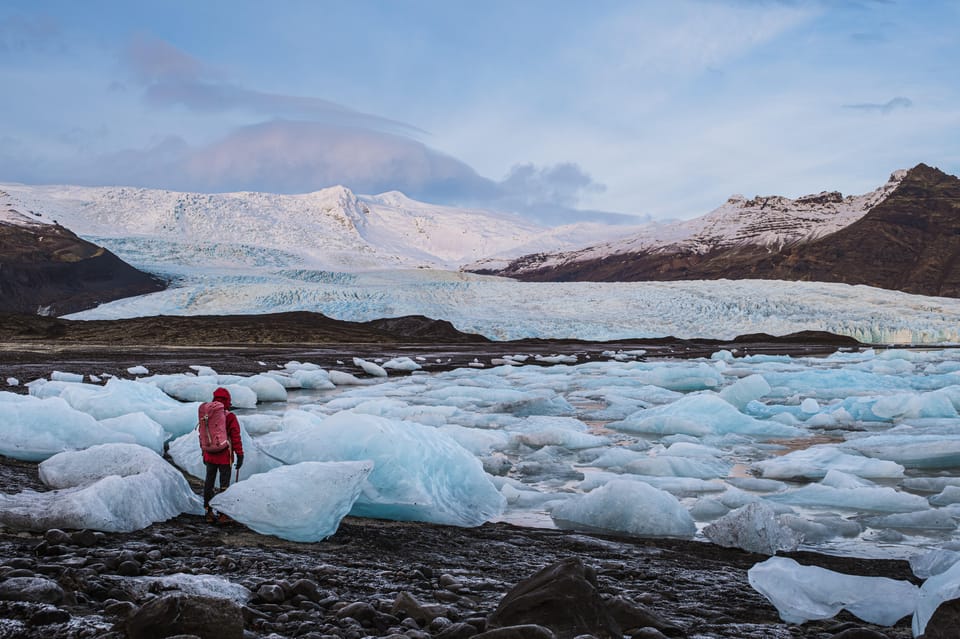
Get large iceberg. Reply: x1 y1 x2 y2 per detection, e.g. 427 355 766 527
211 461 372 542
29 378 200 438
0 443 203 532
550 478 696 538
748 556 919 625
0 393 133 461
257 411 505 526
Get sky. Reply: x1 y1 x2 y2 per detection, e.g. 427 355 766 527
0 0 958 225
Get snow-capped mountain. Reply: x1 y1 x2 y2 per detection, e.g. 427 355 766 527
466 168 906 273
471 164 960 299
0 183 644 274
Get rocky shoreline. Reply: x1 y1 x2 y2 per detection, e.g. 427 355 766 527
0 313 940 638
0 446 919 639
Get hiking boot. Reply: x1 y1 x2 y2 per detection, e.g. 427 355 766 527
217 513 233 524
205 507 215 524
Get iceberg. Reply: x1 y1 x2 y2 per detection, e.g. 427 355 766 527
748 556 919 625
914 561 960 636
211 461 372 542
766 482 929 513
753 445 904 480
0 443 203 532
910 548 960 579
257 411 505 526
612 393 803 439
550 478 696 538
842 434 960 469
703 501 801 555
0 393 133 461
31 377 200 438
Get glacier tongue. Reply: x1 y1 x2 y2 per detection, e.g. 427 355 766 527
65 269 960 345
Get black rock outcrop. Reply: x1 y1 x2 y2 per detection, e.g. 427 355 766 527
482 164 960 298
0 216 165 316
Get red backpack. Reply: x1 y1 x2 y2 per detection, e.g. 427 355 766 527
198 402 230 454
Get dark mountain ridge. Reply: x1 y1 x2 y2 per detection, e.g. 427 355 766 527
478 163 960 298
0 200 166 315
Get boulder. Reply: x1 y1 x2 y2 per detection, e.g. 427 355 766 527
125 593 243 639
0 576 65 604
487 558 621 639
920 597 960 639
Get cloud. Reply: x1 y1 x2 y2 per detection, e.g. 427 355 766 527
843 96 913 114
0 14 62 54
491 163 636 225
122 34 420 134
57 119 630 225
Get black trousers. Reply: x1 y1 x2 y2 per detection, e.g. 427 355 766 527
203 462 232 508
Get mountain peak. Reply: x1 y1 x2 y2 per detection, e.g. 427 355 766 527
477 163 960 298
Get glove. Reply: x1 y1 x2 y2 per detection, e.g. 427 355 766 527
235 454 244 470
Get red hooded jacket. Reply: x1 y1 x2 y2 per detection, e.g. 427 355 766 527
202 389 244 465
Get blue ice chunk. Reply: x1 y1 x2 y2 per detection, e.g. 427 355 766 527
550 479 696 538
211 461 372 542
914 561 960 636
749 556 918 625
612 394 803 439
842 434 960 469
0 393 134 461
703 501 801 554
766 481 929 513
718 374 770 409
257 411 505 526
0 443 203 532
753 445 904 480
910 548 960 579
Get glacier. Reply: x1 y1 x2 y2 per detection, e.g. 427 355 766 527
64 269 960 345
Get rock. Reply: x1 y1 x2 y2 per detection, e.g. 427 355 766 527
125 593 244 639
605 596 684 637
436 621 479 639
70 529 99 547
105 600 138 617
487 558 621 639
290 578 322 602
44 529 72 545
337 601 379 625
0 576 65 604
473 625 556 639
28 606 70 626
117 560 142 576
920 597 960 639
630 630 671 639
392 591 453 624
828 629 891 638
255 584 286 604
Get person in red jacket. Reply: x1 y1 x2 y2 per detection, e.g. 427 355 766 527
203 387 244 524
